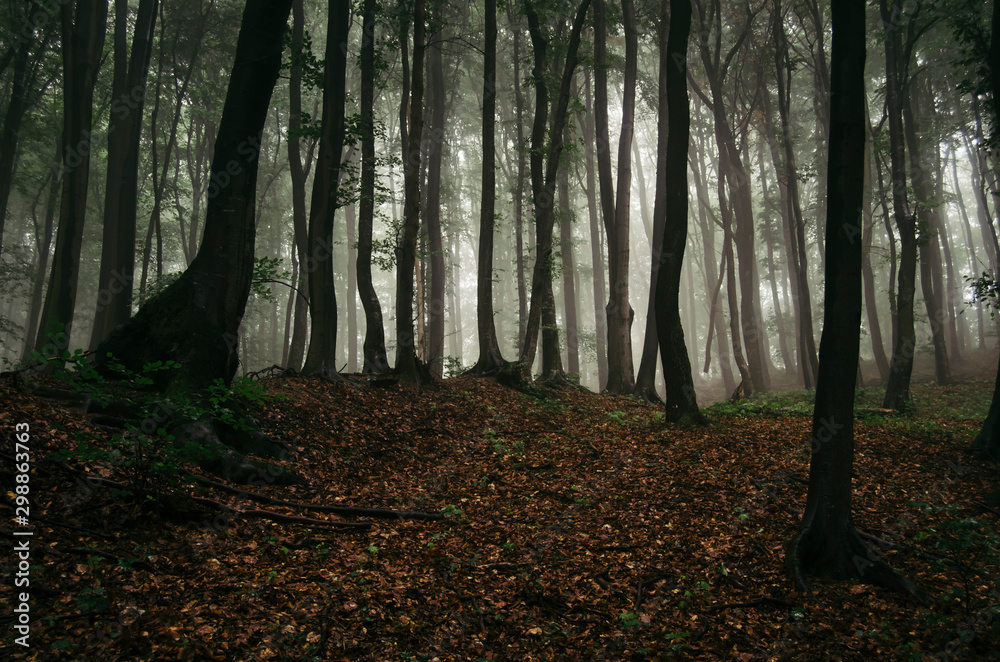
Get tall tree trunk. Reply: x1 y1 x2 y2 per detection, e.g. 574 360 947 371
580 69 609 389
345 201 358 373
34 0 108 361
509 9 528 356
757 136 794 378
881 0 918 412
22 143 61 362
903 76 951 385
90 0 158 349
96 0 294 396
595 0 637 394
302 0 350 377
558 147 580 376
357 0 388 373
424 41 446 378
286 0 310 371
787 0 921 599
470 0 506 374
518 0 590 380
654 0 702 422
862 120 890 383
773 0 819 388
395 0 426 382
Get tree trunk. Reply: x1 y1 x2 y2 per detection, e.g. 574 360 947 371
787 0 922 599
357 0 389 373
654 0 702 423
881 0 919 412
862 121 890 383
595 0 636 394
21 142 61 362
469 0 505 375
345 201 358 373
90 0 158 350
558 147 580 377
518 0 590 380
395 0 426 382
96 0 294 396
509 9 528 357
34 0 108 361
580 69 609 390
424 41 447 378
302 0 350 377
285 0 310 372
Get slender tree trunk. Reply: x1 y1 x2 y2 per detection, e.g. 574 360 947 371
423 41 446 378
286 0 310 371
395 0 426 381
580 69 609 389
22 143 60 362
881 0 919 412
654 0 702 422
345 201 358 373
757 137 794 377
509 9 528 356
34 0 108 361
862 121 890 383
558 147 580 376
357 0 388 373
90 0 158 349
518 0 590 380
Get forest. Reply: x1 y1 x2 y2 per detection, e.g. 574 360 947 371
1 0 999 659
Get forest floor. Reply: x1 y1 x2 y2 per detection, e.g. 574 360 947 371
1 354 999 661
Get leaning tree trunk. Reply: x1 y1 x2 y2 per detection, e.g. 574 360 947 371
302 0 350 378
787 0 923 599
34 0 108 362
91 0 158 350
653 0 702 423
96 0 294 396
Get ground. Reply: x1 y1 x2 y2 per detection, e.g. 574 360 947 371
1 352 998 661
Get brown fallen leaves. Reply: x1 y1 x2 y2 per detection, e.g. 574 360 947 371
1 372 997 661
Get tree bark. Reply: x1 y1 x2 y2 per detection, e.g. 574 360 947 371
34 0 109 362
862 120 890 383
558 146 580 377
302 0 351 377
96 0 294 396
424 41 447 378
518 0 590 380
787 0 922 599
357 0 389 373
654 0 702 423
90 0 158 350
395 0 426 382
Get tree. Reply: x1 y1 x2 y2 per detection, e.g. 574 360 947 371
517 0 591 381
881 0 921 412
90 0 159 349
786 0 922 599
653 0 702 423
594 0 637 395
468 0 506 375
971 0 1000 461
357 0 390 374
95 0 295 395
301 0 350 377
396 0 427 382
33 0 108 361
424 38 447 378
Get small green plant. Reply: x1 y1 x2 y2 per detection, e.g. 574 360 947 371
618 611 642 631
440 504 464 519
76 586 109 612
606 410 628 424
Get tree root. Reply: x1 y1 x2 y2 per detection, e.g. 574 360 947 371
190 475 445 521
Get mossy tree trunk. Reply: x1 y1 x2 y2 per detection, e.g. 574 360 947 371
96 0 294 397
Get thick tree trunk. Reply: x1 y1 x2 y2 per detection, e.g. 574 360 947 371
96 0 294 396
90 0 158 350
357 0 389 373
654 0 702 423
34 0 108 361
787 0 922 599
302 0 350 377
